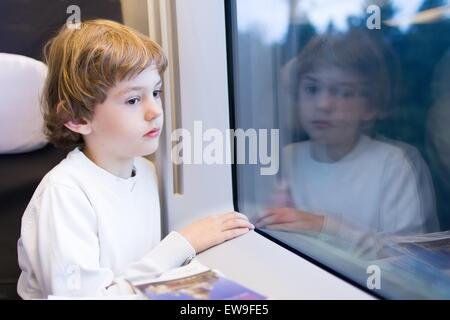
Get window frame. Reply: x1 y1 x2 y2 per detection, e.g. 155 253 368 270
148 0 378 299
225 0 384 300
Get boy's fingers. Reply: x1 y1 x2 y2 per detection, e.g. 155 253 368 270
221 211 248 222
222 218 254 231
252 209 279 225
254 214 283 227
265 223 296 232
256 207 295 225
223 227 250 241
233 211 249 221
267 207 293 215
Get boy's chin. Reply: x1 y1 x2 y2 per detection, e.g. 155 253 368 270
139 142 160 157
306 133 332 144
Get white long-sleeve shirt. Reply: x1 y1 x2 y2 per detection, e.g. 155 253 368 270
282 135 440 245
17 148 195 299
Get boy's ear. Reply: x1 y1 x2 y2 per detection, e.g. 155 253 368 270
64 118 92 135
57 101 93 135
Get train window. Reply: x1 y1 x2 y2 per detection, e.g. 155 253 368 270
227 0 450 298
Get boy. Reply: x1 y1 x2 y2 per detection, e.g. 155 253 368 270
255 31 439 245
17 19 253 299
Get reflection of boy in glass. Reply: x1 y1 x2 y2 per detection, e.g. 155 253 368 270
255 31 439 244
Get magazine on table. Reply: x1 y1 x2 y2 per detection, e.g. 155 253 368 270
388 230 450 271
129 260 266 300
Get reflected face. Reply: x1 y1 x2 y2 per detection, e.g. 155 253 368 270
298 66 376 146
87 66 164 158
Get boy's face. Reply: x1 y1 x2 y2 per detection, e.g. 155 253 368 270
297 66 376 147
85 66 164 158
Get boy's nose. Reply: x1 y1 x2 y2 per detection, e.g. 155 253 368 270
144 101 162 121
316 91 334 112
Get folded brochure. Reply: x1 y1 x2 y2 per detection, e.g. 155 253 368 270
130 260 266 300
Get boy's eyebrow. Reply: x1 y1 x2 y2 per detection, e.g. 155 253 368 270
301 75 319 82
116 80 163 96
301 75 369 86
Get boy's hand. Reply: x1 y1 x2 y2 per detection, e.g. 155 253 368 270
179 211 254 254
253 207 324 233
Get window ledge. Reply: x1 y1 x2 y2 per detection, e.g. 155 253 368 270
197 230 375 299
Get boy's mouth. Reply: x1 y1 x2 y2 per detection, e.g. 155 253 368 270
143 128 161 138
311 120 331 129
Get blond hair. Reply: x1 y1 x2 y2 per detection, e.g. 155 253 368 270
42 19 168 150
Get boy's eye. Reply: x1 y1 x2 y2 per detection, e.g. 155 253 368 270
126 97 141 105
336 88 356 98
303 84 318 95
153 90 162 99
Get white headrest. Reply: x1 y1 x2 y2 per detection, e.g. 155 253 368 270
0 53 48 154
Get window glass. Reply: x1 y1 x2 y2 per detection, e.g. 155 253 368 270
230 0 450 299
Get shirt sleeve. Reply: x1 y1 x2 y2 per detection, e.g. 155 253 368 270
18 182 195 299
378 150 437 235
120 231 196 284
